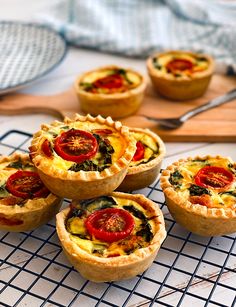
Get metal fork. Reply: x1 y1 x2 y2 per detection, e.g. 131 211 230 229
142 88 236 129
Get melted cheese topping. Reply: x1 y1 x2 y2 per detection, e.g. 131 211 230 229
67 196 156 257
129 131 159 167
170 157 236 209
153 52 209 80
41 122 126 171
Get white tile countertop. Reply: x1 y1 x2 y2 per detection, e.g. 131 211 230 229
0 1 235 307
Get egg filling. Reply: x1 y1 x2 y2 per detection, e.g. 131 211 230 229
66 195 157 257
153 52 209 80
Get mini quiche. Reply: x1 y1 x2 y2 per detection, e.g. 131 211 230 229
0 152 62 232
117 128 166 191
147 50 214 100
75 65 147 118
56 192 166 282
29 114 136 200
161 155 236 236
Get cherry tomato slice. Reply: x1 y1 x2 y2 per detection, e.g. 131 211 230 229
94 74 123 89
6 170 50 199
194 166 234 190
41 139 52 157
54 129 98 163
166 59 193 72
132 141 145 161
85 208 135 243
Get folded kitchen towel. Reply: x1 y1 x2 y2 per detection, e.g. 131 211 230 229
36 0 236 74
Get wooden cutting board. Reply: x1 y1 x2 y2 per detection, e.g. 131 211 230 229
0 74 235 142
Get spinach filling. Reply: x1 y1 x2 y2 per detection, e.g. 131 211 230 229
123 205 154 243
153 58 162 70
6 160 33 170
0 184 10 198
67 197 154 256
68 133 114 172
169 170 183 188
189 184 211 196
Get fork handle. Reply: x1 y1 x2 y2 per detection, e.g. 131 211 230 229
180 88 236 122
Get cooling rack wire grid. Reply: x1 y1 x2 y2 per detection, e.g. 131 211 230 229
0 130 235 307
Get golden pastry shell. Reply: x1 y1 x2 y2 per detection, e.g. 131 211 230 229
75 65 148 118
147 50 214 101
30 114 136 200
160 155 236 236
117 127 166 191
56 192 166 282
0 152 62 232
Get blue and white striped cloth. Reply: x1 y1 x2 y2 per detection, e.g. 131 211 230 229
37 0 236 75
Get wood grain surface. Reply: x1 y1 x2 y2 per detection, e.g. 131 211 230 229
0 74 235 142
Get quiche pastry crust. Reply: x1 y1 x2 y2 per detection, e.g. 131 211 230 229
56 192 166 282
30 114 136 199
118 128 166 191
147 50 214 101
75 65 147 118
161 155 236 236
0 153 62 232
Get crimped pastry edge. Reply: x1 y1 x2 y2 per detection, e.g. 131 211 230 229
56 192 166 282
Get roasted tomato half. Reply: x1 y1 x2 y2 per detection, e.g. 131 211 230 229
54 129 98 163
94 74 123 90
195 166 234 191
166 59 193 72
85 208 135 243
132 141 145 162
6 170 49 199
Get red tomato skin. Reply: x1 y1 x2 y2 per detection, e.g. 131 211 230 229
166 59 193 72
194 166 234 191
94 74 123 90
132 141 145 162
85 208 135 243
41 139 52 157
6 170 49 199
54 129 98 163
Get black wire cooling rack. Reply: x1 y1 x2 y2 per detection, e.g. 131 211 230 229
0 130 235 307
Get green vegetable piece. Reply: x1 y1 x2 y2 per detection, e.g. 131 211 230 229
67 217 87 235
7 160 23 169
169 170 183 186
0 184 10 198
189 184 211 196
123 205 147 221
80 196 117 212
136 222 153 242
